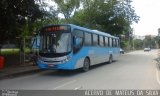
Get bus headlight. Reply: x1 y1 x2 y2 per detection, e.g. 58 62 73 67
61 56 71 63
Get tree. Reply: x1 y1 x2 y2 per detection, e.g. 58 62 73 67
154 36 160 48
0 0 43 44
133 39 143 49
71 0 139 36
143 35 158 48
31 1 60 31
53 0 80 23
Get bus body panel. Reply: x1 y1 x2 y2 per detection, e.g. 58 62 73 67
72 46 109 69
74 47 120 69
113 48 120 60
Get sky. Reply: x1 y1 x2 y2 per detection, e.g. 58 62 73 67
131 0 160 36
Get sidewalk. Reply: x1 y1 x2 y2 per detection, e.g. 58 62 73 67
0 63 42 80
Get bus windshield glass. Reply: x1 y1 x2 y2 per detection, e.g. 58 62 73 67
39 32 71 55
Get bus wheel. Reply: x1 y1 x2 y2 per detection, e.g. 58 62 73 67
109 55 113 63
82 58 90 72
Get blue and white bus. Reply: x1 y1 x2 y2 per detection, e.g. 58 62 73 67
36 24 120 71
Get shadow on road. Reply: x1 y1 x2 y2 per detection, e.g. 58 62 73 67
40 61 117 77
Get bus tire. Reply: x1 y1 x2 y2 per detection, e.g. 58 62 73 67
82 58 90 72
109 55 113 64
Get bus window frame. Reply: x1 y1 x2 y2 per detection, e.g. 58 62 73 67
72 29 84 54
84 31 92 46
92 34 99 46
99 35 104 47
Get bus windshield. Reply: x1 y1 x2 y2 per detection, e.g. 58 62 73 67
39 32 71 56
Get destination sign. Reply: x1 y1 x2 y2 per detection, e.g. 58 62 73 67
44 25 69 32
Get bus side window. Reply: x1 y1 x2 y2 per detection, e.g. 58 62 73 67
108 38 112 47
114 39 117 47
99 35 104 47
117 39 120 47
73 30 84 54
108 37 110 47
84 32 92 46
112 39 115 47
93 34 98 46
105 37 109 47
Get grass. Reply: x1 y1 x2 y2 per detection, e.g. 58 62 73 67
0 48 31 55
0 48 19 55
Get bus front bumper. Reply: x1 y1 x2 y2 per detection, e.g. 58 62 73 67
37 60 74 70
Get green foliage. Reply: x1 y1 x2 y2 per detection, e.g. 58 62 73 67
120 40 128 48
0 0 43 44
71 0 139 36
143 35 154 48
133 39 143 49
53 0 80 23
130 35 160 50
154 36 160 48
54 0 139 49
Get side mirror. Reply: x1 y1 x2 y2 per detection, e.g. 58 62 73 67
32 36 40 49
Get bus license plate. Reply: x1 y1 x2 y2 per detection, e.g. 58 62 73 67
48 64 54 67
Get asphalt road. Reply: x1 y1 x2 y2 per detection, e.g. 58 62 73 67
0 49 160 90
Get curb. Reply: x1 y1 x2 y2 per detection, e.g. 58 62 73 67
0 68 42 80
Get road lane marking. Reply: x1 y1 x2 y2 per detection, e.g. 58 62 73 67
74 86 83 90
53 80 77 90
